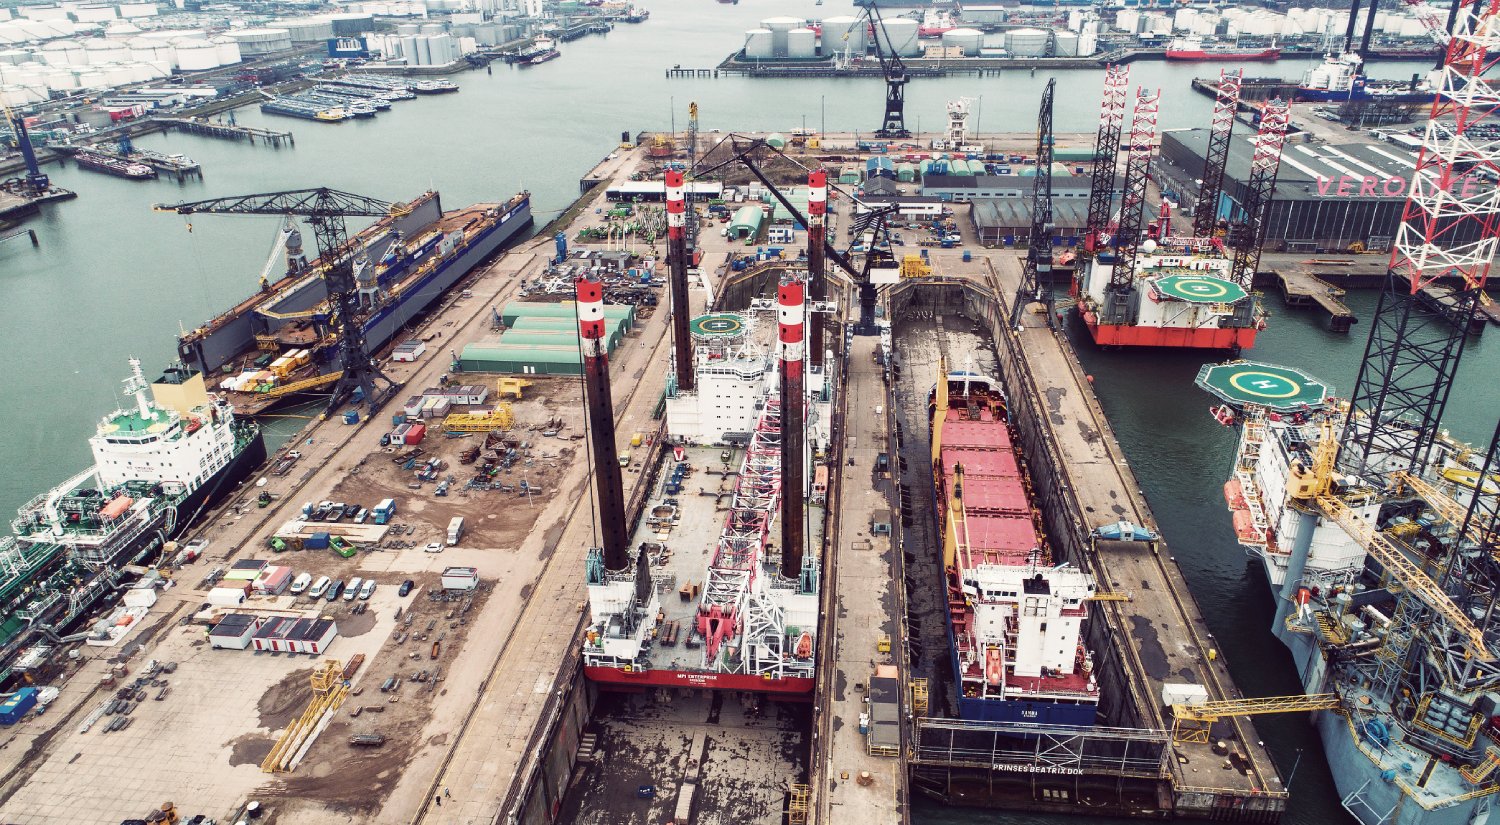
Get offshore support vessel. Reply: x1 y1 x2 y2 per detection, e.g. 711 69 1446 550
174 190 532 416
931 369 1099 724
1 360 265 685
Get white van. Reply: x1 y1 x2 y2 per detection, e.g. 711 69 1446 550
307 575 331 599
344 577 363 601
358 579 376 600
289 572 313 595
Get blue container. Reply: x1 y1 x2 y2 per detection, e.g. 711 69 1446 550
343 409 360 425
0 688 37 725
351 385 366 404
962 250 972 262
305 532 331 550
392 413 407 426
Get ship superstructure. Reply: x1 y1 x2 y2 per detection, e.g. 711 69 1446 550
932 370 1099 724
0 360 265 683
585 299 829 694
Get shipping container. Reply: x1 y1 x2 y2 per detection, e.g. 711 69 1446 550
441 566 479 591
304 532 331 550
0 688 39 725
405 423 427 445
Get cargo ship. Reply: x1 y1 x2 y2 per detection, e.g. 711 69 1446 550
918 8 959 37
1199 360 1500 825
259 96 350 122
1165 36 1281 61
1074 235 1265 350
73 150 155 180
1297 51 1434 102
0 360 265 686
931 368 1100 723
518 37 560 67
583 311 829 695
175 190 533 416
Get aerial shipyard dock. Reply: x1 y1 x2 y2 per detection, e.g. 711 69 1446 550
0 133 1289 825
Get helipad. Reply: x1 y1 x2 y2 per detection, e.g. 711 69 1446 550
1152 275 1248 304
1195 361 1331 411
691 313 747 338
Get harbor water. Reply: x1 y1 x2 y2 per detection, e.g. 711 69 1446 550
0 3 1486 823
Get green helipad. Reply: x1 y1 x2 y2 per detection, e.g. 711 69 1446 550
690 313 746 338
1195 361 1332 411
1152 274 1248 304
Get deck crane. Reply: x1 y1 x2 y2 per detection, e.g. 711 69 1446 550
1083 65 1130 257
1012 79 1056 327
3 104 50 196
859 2 911 139
1097 87 1158 326
695 135 894 333
155 188 403 417
1191 68 1242 239
1225 99 1290 290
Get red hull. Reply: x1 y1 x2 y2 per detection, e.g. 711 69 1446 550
584 666 815 697
1164 47 1281 61
1082 312 1259 349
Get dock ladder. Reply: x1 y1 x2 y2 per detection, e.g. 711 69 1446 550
1233 417 1270 547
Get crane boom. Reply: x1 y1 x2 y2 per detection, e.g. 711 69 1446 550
4 105 50 195
155 187 402 416
1084 65 1129 255
1107 87 1159 297
862 3 910 139
1227 99 1289 289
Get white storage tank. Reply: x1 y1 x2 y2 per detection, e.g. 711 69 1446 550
40 40 86 66
105 21 142 37
145 59 171 77
0 51 29 66
175 39 218 71
761 16 803 32
211 36 241 65
787 27 817 58
941 27 983 55
74 69 107 89
43 68 77 89
119 3 159 19
1053 30 1079 56
84 38 130 65
128 37 174 66
1005 27 1051 57
416 35 432 65
743 29 773 59
125 61 152 82
276 17 335 43
421 22 445 34
396 23 420 35
102 64 131 86
399 34 419 63
821 15 866 55
874 17 920 57
329 12 375 36
227 28 292 56
1 85 38 106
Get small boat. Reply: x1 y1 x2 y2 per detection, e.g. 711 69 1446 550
794 631 813 659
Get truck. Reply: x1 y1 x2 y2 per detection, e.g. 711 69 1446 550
372 498 396 524
446 516 464 546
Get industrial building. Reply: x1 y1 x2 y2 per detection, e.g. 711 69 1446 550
459 302 636 375
920 174 1094 203
970 198 1089 246
1156 128 1474 253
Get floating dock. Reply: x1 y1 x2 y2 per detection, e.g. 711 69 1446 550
1268 268 1357 333
151 117 294 148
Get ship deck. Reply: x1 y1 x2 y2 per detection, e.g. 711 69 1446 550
621 444 825 676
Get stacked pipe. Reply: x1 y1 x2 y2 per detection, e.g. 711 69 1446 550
806 170 827 369
779 276 806 578
665 170 695 392
576 274 630 571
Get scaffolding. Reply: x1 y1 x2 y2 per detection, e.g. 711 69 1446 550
1170 693 1341 744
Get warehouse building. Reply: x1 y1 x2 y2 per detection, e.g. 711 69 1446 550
920 174 1096 203
970 198 1091 246
460 302 636 375
1155 128 1486 253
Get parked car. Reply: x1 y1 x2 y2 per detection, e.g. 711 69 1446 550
308 575 331 599
424 542 443 553
359 579 376 600
289 572 313 595
342 503 360 518
354 508 369 524
398 579 414 597
327 579 345 601
344 577 363 601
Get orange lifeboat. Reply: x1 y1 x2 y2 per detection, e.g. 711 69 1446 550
1224 479 1247 510
984 647 1003 687
1232 510 1258 542
794 631 812 659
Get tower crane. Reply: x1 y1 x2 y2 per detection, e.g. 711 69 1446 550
1012 79 1055 327
1192 68 1242 239
3 104 50 196
1083 65 1130 256
1225 99 1290 290
155 188 403 416
859 2 911 139
1097 87 1158 326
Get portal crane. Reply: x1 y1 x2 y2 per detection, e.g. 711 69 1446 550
1192 68 1242 239
3 104 50 196
1012 79 1056 327
1084 65 1130 256
156 188 403 416
1225 99 1289 289
860 2 910 139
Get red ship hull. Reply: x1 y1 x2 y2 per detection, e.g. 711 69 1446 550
584 666 815 697
1082 311 1260 349
1165 47 1281 61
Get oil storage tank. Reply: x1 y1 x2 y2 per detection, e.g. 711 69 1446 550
787 27 817 58
276 18 334 43
83 38 130 65
39 40 86 67
227 28 293 56
821 15 866 55
1053 31 1079 56
743 29 773 59
174 39 218 71
211 36 241 65
874 17 920 57
761 16 801 57
941 27 983 55
1005 27 1051 57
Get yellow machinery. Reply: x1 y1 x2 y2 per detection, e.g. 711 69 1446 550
144 801 178 824
261 370 343 400
876 634 891 653
496 376 531 400
788 784 810 825
1171 693 1341 744
911 678 929 716
441 405 515 432
261 659 348 772
1088 591 1133 602
900 254 932 279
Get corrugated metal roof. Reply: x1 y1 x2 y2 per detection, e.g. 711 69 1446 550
460 344 584 364
1163 128 1420 201
970 197 1091 230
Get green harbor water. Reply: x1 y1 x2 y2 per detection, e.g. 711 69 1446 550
0 3 1488 822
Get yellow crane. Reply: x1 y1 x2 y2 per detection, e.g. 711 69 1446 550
1171 693 1342 744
